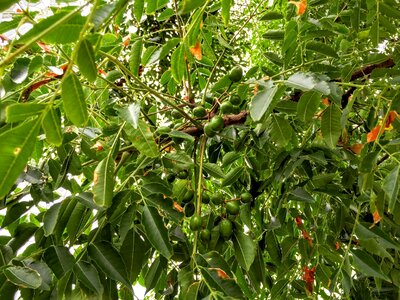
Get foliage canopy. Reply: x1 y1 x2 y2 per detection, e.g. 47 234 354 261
1 0 400 299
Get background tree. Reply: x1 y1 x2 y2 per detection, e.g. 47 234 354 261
1 0 400 299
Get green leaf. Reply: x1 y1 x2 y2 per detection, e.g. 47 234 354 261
168 130 195 142
232 231 256 271
0 118 41 198
321 104 342 148
42 107 63 146
4 266 42 289
73 261 103 295
171 44 185 83
163 152 193 169
198 266 244 299
263 30 284 40
221 0 232 26
351 249 390 281
0 17 23 34
88 241 131 289
93 155 115 208
76 39 97 82
6 103 47 123
269 115 294 147
129 39 143 76
221 166 244 187
296 91 322 123
249 82 278 122
203 163 225 179
260 11 283 20
43 203 62 236
288 187 314 203
0 0 17 12
2 202 33 227
124 120 158 157
144 256 167 291
285 72 315 91
306 41 339 58
142 206 173 259
61 73 89 126
382 165 400 212
17 12 85 45
178 0 207 14
43 246 75 279
118 103 140 129
121 228 149 283
133 0 145 22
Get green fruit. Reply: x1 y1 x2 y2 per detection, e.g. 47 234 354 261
229 95 242 106
177 170 189 179
166 173 175 183
205 94 214 104
200 229 211 243
211 193 224 205
220 102 234 115
241 192 252 203
182 190 194 202
190 215 202 231
193 106 207 118
232 106 241 114
171 109 181 119
202 193 210 204
156 126 171 135
226 200 240 215
219 219 233 239
228 66 243 82
209 116 224 132
184 203 195 217
204 123 217 137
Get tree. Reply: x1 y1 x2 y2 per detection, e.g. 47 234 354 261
0 0 400 298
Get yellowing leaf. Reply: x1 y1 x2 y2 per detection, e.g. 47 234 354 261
289 0 307 16
189 40 202 61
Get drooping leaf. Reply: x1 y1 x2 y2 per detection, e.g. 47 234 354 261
17 12 86 45
221 166 244 187
0 118 41 198
43 246 75 279
124 120 158 157
351 249 390 281
129 38 143 76
306 41 339 58
198 266 244 299
6 103 47 123
250 82 278 122
178 0 207 14
321 104 342 148
88 241 131 289
382 165 400 212
232 231 256 271
285 72 315 91
93 154 115 207
4 266 42 289
76 39 97 82
203 163 225 179
297 91 322 123
43 203 62 236
73 261 103 295
42 107 63 146
221 0 232 26
61 73 89 126
133 0 145 22
118 103 140 129
142 206 173 259
170 44 185 83
121 228 149 283
163 152 194 169
288 187 314 203
269 114 294 147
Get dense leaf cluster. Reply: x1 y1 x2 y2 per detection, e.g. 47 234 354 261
1 0 400 299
